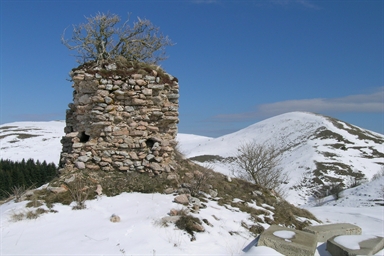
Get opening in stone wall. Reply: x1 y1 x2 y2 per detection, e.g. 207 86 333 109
79 131 90 143
145 138 155 149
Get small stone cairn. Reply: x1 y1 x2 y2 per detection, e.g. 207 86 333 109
59 61 179 175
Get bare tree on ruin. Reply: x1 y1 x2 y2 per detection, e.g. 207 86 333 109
62 12 174 64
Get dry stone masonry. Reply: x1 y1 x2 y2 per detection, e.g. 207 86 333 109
59 62 179 175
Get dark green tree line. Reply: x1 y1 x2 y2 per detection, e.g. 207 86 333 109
0 159 57 199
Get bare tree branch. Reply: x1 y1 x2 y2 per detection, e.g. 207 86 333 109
232 141 288 192
62 12 174 64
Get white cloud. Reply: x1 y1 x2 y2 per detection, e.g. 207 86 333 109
295 0 321 9
191 0 217 4
215 87 384 121
270 0 321 9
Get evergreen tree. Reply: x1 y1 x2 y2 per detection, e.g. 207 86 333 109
0 159 58 200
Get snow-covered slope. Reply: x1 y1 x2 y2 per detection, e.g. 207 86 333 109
0 192 260 255
1 112 383 205
0 121 65 165
1 176 383 255
1 113 383 255
178 112 384 204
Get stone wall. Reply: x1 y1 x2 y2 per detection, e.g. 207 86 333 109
59 62 179 175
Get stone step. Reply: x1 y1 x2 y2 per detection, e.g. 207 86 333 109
303 223 362 242
258 225 317 256
327 235 384 256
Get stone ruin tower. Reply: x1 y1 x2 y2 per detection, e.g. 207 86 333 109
59 61 179 175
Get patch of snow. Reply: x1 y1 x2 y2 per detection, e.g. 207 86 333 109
1 192 257 255
273 230 296 240
232 198 244 203
334 235 377 250
248 246 284 255
262 203 275 210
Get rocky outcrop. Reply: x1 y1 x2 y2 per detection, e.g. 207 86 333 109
59 62 179 175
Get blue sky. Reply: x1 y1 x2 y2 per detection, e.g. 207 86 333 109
1 0 383 137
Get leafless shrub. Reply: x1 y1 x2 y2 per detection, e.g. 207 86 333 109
346 175 366 188
329 181 344 200
311 189 327 206
11 208 48 221
175 214 203 237
232 141 288 191
10 211 25 222
311 181 344 203
189 169 210 197
65 175 92 210
3 185 28 203
381 185 384 198
62 12 174 64
371 166 384 181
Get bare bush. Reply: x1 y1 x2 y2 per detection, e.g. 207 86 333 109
10 211 25 222
381 185 384 198
371 166 384 181
65 176 92 210
11 185 27 202
329 181 344 200
346 175 366 188
311 181 344 203
232 141 288 191
189 170 210 197
3 185 28 203
312 194 326 206
62 12 173 64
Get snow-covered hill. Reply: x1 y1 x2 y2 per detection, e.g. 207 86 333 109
1 112 383 255
0 121 65 165
1 112 383 205
178 112 384 205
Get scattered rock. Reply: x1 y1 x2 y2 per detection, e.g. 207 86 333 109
209 189 218 198
95 184 103 195
161 216 180 224
185 172 194 178
47 185 68 194
64 175 76 183
167 174 178 181
169 209 179 216
192 223 205 232
202 218 213 227
174 194 190 205
252 190 263 196
110 214 120 223
189 196 202 207
164 188 174 194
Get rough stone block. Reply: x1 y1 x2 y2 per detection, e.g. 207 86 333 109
303 223 362 242
258 225 317 256
327 235 384 256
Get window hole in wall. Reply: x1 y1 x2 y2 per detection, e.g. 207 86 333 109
79 131 90 143
145 138 155 148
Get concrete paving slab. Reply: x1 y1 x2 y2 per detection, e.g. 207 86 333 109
327 235 384 256
303 223 362 242
258 225 317 256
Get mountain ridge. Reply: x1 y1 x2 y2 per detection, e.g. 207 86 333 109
1 112 384 255
1 112 383 205
177 112 384 204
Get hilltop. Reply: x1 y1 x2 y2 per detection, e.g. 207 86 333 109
178 112 384 205
0 112 383 255
1 112 383 205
